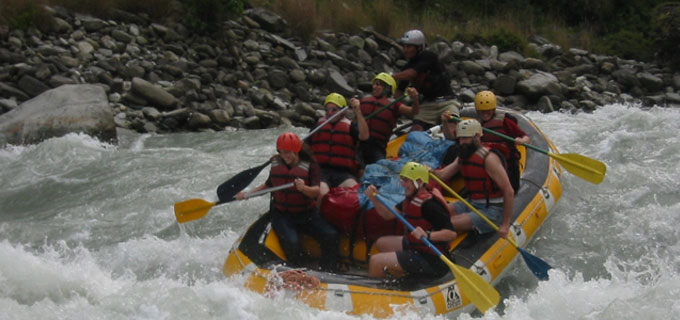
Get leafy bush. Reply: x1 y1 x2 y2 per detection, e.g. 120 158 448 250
56 0 115 18
182 0 247 34
652 2 680 69
595 30 654 61
0 0 51 31
485 29 527 52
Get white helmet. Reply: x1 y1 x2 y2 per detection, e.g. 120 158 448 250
400 30 426 47
456 119 483 138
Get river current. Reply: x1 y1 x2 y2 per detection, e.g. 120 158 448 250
1 103 679 319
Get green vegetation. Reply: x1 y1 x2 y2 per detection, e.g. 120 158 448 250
0 0 247 34
652 2 680 69
0 0 677 69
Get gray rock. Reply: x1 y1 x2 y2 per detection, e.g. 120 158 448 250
17 75 50 98
142 107 161 120
665 92 680 104
246 8 287 33
522 58 546 70
0 84 116 145
537 96 554 113
460 61 485 75
52 17 73 34
131 77 178 109
188 111 212 129
498 51 525 64
0 82 30 101
494 74 516 95
111 29 133 43
268 69 289 89
637 72 664 92
80 16 107 32
516 71 560 100
326 69 356 97
209 109 231 125
348 35 365 49
0 98 18 112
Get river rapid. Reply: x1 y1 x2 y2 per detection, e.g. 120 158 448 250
1 103 679 319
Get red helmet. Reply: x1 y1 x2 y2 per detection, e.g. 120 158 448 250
276 132 302 152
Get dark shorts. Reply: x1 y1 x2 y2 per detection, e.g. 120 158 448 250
396 237 448 277
320 166 356 188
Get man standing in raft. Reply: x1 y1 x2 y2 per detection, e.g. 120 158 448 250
364 162 456 278
391 29 460 131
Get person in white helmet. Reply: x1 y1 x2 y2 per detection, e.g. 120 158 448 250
434 119 514 239
392 29 460 131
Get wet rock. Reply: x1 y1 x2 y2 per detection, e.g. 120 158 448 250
0 84 116 145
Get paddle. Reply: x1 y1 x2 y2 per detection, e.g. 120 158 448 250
364 95 407 119
216 106 349 203
216 95 408 202
429 174 552 281
450 115 606 184
176 96 410 224
175 182 295 224
374 193 500 314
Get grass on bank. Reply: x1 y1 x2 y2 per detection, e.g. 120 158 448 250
249 0 599 56
0 0 672 65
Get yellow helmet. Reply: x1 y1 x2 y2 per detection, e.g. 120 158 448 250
373 72 397 95
456 119 483 138
324 93 347 108
400 161 429 184
474 90 497 111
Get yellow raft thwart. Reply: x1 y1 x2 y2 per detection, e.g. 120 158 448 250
223 108 563 317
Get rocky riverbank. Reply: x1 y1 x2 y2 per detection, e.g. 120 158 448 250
1 6 679 145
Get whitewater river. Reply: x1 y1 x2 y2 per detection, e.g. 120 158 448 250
1 103 679 319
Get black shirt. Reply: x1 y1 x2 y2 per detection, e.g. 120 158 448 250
398 196 454 231
397 50 453 102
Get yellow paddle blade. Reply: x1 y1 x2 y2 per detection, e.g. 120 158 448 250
174 198 216 223
551 152 606 184
442 256 500 314
386 133 407 159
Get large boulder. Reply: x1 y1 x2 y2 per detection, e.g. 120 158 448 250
0 84 117 146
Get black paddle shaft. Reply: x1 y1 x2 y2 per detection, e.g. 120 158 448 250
217 159 272 202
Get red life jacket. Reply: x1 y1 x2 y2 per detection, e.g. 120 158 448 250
400 189 450 255
480 111 512 159
270 158 314 214
310 118 358 172
460 147 504 201
360 96 399 146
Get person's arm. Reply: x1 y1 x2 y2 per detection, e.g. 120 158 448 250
485 152 514 239
504 115 530 145
236 183 267 200
397 87 420 117
391 68 417 82
350 98 370 141
363 184 397 221
434 157 460 182
295 178 319 199
415 199 457 242
297 162 321 199
440 111 456 140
